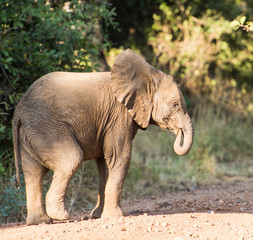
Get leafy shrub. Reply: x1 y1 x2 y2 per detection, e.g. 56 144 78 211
231 16 253 32
148 2 253 115
0 175 26 223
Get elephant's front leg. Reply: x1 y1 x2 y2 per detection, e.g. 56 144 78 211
91 157 106 218
101 154 130 218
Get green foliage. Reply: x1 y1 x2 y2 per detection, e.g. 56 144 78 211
148 1 253 116
0 175 26 223
1 0 118 78
231 16 253 31
0 162 5 175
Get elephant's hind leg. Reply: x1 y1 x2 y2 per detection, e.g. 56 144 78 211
21 146 52 225
91 157 106 218
45 141 83 221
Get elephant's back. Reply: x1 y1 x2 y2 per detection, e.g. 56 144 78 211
27 71 111 98
13 71 116 132
16 71 112 112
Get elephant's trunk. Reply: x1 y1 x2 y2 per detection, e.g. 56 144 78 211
173 113 193 156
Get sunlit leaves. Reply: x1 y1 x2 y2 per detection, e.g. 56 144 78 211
231 16 253 32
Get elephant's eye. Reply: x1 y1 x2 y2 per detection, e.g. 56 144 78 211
171 102 179 109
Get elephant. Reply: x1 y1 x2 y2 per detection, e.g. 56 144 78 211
12 49 193 225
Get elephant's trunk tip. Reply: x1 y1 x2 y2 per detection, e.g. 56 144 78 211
173 123 193 156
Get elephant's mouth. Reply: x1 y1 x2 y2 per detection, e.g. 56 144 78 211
162 117 178 134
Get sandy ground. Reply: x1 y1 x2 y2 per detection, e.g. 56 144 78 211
0 179 252 240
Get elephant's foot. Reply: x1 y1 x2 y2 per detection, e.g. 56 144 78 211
101 206 123 219
46 203 69 220
27 213 52 226
91 205 104 219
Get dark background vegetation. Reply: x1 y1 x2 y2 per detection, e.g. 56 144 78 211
0 0 252 223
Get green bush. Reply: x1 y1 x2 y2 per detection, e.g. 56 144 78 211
148 2 253 115
0 175 26 223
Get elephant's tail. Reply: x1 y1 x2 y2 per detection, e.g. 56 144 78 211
12 117 21 189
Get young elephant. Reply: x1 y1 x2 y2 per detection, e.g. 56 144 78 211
13 49 193 225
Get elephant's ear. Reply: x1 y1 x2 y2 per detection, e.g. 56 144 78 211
111 49 156 128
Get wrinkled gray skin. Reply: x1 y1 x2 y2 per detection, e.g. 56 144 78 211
12 49 193 225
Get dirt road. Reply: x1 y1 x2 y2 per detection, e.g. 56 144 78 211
1 179 253 240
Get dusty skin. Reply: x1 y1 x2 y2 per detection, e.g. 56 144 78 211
1 179 253 240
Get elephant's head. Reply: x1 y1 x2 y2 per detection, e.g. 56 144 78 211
111 49 193 156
